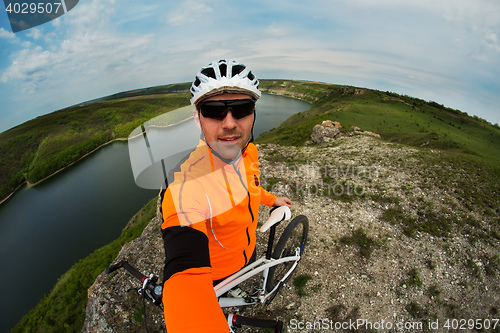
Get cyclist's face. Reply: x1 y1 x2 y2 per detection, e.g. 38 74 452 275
196 93 255 160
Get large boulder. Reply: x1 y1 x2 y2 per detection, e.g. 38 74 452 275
311 120 342 143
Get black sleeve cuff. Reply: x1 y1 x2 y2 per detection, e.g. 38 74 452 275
162 226 211 283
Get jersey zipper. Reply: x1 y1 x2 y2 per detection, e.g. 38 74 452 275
233 164 254 223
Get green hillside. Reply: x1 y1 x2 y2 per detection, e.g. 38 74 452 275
258 80 500 168
0 83 191 202
1 79 498 203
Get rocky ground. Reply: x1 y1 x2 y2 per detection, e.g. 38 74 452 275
82 132 500 333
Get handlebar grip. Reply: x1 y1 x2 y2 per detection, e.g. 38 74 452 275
106 260 147 282
105 260 126 274
228 314 283 332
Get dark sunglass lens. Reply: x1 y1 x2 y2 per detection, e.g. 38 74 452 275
199 102 226 119
229 100 255 119
199 100 255 119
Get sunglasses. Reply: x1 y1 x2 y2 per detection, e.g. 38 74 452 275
197 99 255 120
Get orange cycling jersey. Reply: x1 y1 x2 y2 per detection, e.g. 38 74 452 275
160 140 276 332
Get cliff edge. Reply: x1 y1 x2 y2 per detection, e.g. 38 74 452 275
82 124 500 332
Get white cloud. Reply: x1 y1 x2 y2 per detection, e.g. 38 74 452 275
167 0 214 26
265 24 288 38
484 32 500 52
49 0 116 33
0 0 156 84
345 0 500 56
0 44 51 83
26 28 42 40
0 27 15 39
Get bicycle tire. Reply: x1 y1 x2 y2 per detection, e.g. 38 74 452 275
265 215 309 293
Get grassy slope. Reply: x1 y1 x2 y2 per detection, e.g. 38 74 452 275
257 80 500 169
0 83 191 201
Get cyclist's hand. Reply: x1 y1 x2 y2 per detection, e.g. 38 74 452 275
273 197 292 208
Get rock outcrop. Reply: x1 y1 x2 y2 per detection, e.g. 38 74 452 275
340 86 366 96
310 120 381 144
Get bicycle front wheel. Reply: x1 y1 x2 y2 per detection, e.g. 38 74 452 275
265 215 309 293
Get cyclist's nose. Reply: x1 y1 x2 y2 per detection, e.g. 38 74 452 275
221 110 238 129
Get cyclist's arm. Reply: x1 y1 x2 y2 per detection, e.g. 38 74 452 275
162 225 230 333
259 186 277 206
164 267 229 332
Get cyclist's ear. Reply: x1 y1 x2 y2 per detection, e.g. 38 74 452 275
193 108 202 131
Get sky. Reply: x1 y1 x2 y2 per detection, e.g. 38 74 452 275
0 0 499 133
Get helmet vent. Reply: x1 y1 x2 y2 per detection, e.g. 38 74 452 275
201 67 216 79
193 77 201 88
219 63 227 77
232 65 245 77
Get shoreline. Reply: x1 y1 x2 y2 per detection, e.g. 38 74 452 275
0 115 194 206
0 137 128 206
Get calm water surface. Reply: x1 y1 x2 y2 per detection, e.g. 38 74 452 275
0 94 310 331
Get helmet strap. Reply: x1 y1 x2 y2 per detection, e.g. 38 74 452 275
241 110 256 153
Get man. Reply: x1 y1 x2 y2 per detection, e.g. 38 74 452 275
160 59 292 332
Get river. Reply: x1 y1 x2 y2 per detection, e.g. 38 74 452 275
0 93 311 332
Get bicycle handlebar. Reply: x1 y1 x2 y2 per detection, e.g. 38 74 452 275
106 261 283 332
106 260 162 306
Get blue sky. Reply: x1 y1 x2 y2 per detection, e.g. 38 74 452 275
1 0 499 133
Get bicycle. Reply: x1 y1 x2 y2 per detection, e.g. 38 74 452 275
106 206 309 332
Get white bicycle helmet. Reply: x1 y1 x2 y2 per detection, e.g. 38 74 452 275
190 59 261 105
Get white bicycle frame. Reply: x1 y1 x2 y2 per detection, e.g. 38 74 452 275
216 250 300 307
214 206 301 307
